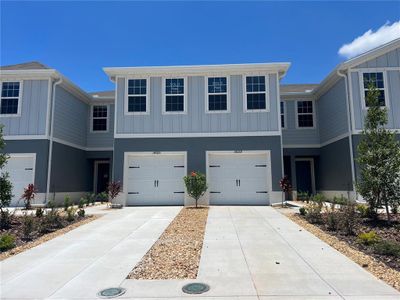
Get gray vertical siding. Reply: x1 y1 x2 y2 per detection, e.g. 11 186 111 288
351 70 400 130
317 78 349 143
116 74 279 135
53 86 88 147
86 104 115 148
0 80 49 136
281 99 320 145
355 48 400 68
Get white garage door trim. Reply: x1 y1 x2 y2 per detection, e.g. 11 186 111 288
123 151 187 206
206 150 272 205
4 153 36 207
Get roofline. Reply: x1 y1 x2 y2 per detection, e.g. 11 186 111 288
103 62 291 79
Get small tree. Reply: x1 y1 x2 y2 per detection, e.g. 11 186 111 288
0 125 13 212
21 184 37 210
184 171 208 208
356 83 400 222
107 181 122 205
279 175 292 207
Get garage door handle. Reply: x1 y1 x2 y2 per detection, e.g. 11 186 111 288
256 191 268 193
236 179 240 186
255 164 267 167
25 168 33 170
174 191 184 194
210 191 221 194
128 192 139 194
154 180 159 187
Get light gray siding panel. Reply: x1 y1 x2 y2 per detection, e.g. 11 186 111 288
115 74 279 135
86 104 115 148
317 78 349 143
53 86 88 146
355 48 400 68
1 80 49 136
282 100 319 145
351 70 400 130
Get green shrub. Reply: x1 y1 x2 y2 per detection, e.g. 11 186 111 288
373 240 400 257
356 204 369 218
97 192 108 203
311 193 326 203
357 231 380 245
0 209 13 229
35 208 44 218
47 200 55 209
297 191 309 202
22 214 36 240
391 205 398 215
40 208 62 233
64 196 71 211
66 207 76 222
338 202 358 235
299 207 306 216
77 209 85 218
184 172 207 208
304 200 323 224
332 195 347 205
78 198 84 209
0 234 15 252
324 202 339 231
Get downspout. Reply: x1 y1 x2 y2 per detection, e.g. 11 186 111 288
45 76 63 203
337 69 356 199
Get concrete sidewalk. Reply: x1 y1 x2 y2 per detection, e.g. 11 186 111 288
1 206 399 299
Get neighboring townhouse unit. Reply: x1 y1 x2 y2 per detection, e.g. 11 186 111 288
1 39 399 206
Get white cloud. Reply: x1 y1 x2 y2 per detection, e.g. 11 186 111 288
338 21 400 59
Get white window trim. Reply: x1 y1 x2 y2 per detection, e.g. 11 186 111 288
90 104 110 133
205 76 231 114
295 100 316 129
124 77 150 115
358 70 390 110
280 100 287 129
243 74 269 113
162 77 187 115
0 80 23 117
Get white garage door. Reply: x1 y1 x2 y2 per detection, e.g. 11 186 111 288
208 151 270 205
125 152 186 206
3 154 36 207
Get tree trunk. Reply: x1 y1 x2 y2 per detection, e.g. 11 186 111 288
385 203 391 223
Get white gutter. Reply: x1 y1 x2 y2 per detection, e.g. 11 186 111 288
337 69 356 197
45 77 63 202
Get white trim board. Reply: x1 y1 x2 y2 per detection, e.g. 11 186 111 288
114 131 281 138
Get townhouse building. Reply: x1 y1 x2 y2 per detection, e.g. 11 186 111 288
1 39 399 206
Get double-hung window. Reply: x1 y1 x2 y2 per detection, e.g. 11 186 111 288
164 78 185 113
297 100 314 128
92 105 108 132
127 79 148 114
362 72 386 107
244 75 268 111
1 81 21 116
207 77 228 112
280 101 286 129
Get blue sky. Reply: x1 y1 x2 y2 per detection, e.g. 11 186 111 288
1 1 399 92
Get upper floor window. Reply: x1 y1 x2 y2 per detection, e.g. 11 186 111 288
127 79 148 114
91 105 108 132
362 72 386 107
280 101 285 129
1 81 21 116
244 75 268 112
207 77 229 112
297 100 314 128
164 78 185 113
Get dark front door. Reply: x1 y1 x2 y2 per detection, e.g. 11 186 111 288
96 162 110 194
295 160 313 195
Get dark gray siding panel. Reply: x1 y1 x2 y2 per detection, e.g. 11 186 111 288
50 142 91 192
318 137 353 191
114 136 283 191
53 86 88 147
1 80 49 136
1 139 49 192
317 78 349 143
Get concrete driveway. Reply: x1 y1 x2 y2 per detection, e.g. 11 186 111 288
1 206 399 299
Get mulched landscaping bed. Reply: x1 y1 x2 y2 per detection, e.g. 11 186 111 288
128 206 209 280
0 213 99 261
278 208 400 291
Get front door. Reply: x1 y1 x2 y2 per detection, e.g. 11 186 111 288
95 162 110 194
295 159 314 195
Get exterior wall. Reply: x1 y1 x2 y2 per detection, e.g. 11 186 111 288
318 137 353 192
1 139 49 193
317 78 349 143
53 86 88 147
113 136 283 191
281 99 319 145
49 141 92 194
0 80 49 136
354 48 400 68
115 74 279 135
86 104 115 148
